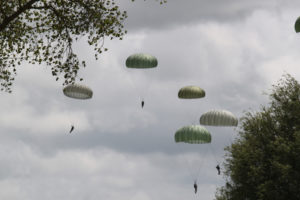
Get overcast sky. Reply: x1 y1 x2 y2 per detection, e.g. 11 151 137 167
1 0 300 199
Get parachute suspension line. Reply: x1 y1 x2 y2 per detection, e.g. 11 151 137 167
125 69 141 100
65 106 79 134
63 100 75 133
194 144 209 180
176 143 208 183
67 111 74 127
140 67 157 101
64 101 77 133
176 143 197 182
208 143 219 165
125 68 155 107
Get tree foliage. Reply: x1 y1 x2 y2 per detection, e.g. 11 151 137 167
215 74 300 200
0 0 166 92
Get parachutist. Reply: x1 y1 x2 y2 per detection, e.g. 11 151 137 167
141 100 144 108
194 181 197 194
69 125 74 134
216 165 221 175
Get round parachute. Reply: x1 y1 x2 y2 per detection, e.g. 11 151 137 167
295 17 300 33
200 110 238 127
178 86 205 99
63 83 93 100
126 53 158 69
175 125 211 144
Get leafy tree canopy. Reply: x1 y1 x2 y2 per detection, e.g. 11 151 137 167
0 0 166 92
215 74 300 200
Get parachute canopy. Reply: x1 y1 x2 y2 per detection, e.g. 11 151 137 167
200 110 238 127
126 53 158 69
295 17 300 33
175 125 211 144
178 86 205 99
63 83 93 100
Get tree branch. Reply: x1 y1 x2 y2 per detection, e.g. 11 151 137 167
0 0 40 32
30 6 48 9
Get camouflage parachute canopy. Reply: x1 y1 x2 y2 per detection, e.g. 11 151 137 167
63 83 93 100
295 16 300 33
178 86 205 99
175 125 211 144
125 53 158 69
200 110 238 127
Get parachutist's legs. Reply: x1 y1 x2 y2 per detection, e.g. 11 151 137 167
69 125 75 133
216 165 221 175
194 181 197 194
141 100 144 108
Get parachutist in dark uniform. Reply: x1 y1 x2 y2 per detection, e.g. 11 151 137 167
69 125 74 134
194 181 197 194
141 100 144 108
216 164 221 175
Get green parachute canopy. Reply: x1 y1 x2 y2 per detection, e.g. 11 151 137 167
178 86 205 99
63 83 93 100
126 53 158 69
200 110 238 127
295 17 300 33
175 125 211 144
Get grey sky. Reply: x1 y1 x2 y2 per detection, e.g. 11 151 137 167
1 0 300 199
120 0 300 30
